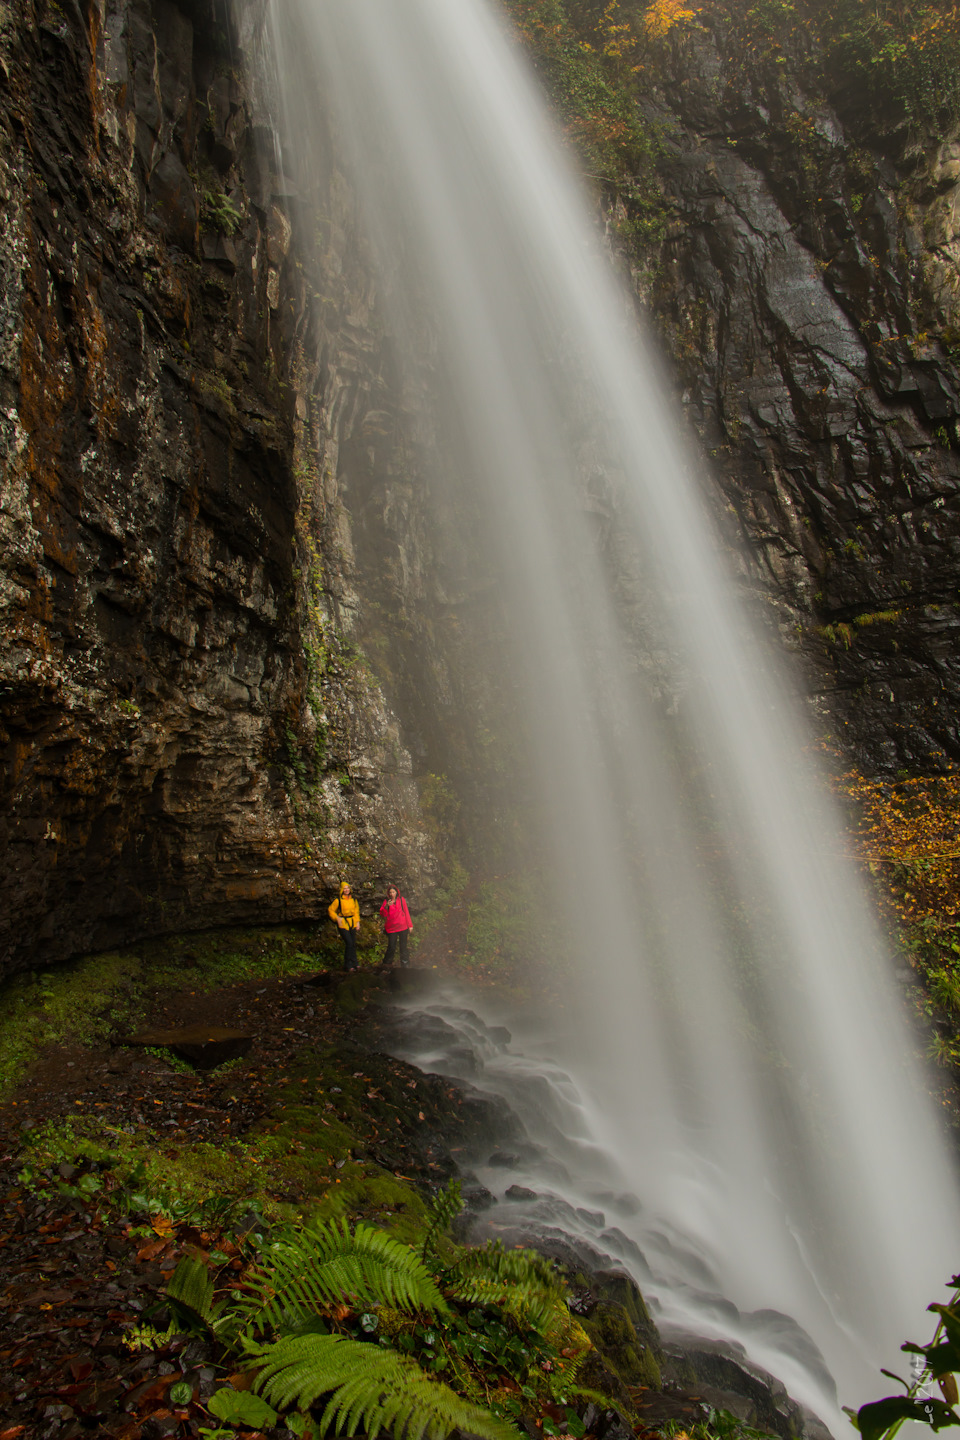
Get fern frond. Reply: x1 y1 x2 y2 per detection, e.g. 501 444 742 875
420 1179 464 1262
166 1256 215 1330
234 1219 447 1336
554 1340 589 1389
445 1240 567 1336
252 1331 521 1440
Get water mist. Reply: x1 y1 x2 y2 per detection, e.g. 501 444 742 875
256 0 960 1426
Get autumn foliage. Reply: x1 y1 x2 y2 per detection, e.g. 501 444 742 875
693 0 960 127
833 768 960 962
820 767 960 1071
643 0 702 40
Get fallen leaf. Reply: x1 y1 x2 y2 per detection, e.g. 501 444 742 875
124 1373 176 1411
19 1288 74 1306
136 1239 169 1262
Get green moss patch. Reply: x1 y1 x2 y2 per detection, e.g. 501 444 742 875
0 951 143 1100
17 1039 464 1245
0 925 360 1100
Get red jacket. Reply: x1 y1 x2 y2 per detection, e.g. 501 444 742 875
379 895 412 933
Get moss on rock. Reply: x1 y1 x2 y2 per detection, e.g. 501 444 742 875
581 1298 661 1392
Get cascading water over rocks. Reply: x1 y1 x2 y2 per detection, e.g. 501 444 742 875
255 0 960 1428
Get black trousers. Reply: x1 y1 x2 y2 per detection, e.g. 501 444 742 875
340 927 358 971
384 929 410 967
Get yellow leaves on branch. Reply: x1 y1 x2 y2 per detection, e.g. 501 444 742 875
595 0 702 55
833 769 960 934
643 0 702 40
600 0 639 60
837 770 960 863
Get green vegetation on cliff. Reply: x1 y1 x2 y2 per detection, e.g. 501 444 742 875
502 0 671 248
503 0 960 262
517 0 960 138
716 0 960 131
190 1200 593 1440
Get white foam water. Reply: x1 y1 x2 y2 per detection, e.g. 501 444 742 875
380 985 841 1421
255 0 960 1427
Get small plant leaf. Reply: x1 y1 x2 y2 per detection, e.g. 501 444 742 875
880 1369 910 1393
288 1415 322 1440
933 1309 960 1353
208 1387 279 1427
858 1395 960 1440
919 1343 960 1379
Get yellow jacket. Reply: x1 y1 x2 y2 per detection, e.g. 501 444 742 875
329 883 361 930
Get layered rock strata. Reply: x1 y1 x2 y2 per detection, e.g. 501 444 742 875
642 22 960 769
0 0 434 978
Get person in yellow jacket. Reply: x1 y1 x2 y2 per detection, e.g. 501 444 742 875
328 880 361 972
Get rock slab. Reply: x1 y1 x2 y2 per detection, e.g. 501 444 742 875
128 1024 253 1069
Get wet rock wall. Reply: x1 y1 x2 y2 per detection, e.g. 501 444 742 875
641 21 960 771
0 0 435 978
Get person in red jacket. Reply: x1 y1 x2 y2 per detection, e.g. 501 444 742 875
379 884 413 968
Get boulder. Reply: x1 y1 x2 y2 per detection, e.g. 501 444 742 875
127 1024 253 1069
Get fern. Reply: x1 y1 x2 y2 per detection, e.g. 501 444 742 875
165 1256 216 1332
445 1241 568 1336
234 1219 447 1336
250 1331 521 1440
420 1178 464 1262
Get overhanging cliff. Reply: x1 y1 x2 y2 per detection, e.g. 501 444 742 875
0 0 436 977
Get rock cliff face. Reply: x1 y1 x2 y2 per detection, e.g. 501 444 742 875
640 19 960 770
5 0 960 976
0 0 435 978
339 3 960 787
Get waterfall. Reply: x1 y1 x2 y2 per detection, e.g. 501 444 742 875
258 0 960 1427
